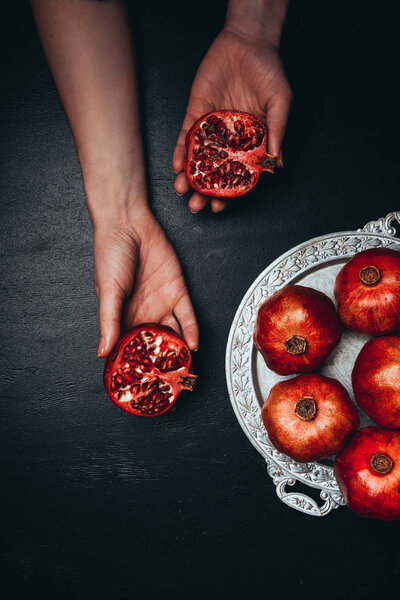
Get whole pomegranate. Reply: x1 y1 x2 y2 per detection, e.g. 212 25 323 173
352 335 400 428
254 285 342 375
104 324 197 417
334 427 400 521
334 247 400 336
262 374 359 463
184 110 277 198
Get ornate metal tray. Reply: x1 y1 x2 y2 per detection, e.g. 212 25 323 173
226 212 400 517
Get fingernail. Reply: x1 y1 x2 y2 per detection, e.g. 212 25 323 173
189 209 198 214
175 191 184 197
97 338 106 358
193 347 198 352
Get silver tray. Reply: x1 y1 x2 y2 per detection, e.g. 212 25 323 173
226 212 400 517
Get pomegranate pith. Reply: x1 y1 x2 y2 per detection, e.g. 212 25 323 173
104 324 197 417
184 110 277 198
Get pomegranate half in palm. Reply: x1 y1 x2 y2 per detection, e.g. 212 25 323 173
104 324 197 417
184 110 277 198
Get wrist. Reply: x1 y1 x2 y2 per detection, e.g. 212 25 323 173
85 174 150 231
225 0 289 48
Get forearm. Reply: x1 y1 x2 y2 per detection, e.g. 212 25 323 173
225 0 289 47
31 0 148 227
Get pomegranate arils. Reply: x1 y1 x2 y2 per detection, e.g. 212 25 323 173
184 110 277 198
104 324 197 417
130 378 173 416
193 159 256 193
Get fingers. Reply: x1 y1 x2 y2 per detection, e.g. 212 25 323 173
211 198 230 213
266 88 293 164
173 113 196 174
188 194 230 214
174 172 190 195
97 283 125 357
160 313 181 335
188 192 211 213
174 294 199 351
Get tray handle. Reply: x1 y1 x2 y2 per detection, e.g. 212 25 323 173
359 211 400 236
266 458 343 517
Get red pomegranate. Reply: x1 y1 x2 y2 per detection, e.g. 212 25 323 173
104 324 197 417
352 335 400 429
254 285 342 375
334 427 400 521
334 248 400 336
184 110 277 198
262 374 359 463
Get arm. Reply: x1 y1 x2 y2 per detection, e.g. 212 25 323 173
32 0 198 355
173 0 292 213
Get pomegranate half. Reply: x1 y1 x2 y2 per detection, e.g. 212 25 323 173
184 110 277 198
254 285 342 375
104 324 197 417
334 427 400 521
352 335 400 429
334 248 400 336
262 374 359 463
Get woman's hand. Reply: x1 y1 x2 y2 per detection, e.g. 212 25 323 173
173 2 292 213
32 0 198 357
94 209 198 357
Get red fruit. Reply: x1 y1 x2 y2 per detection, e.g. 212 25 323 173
183 110 277 198
262 374 359 463
254 285 342 376
334 248 400 336
352 336 400 429
104 324 197 417
334 427 400 520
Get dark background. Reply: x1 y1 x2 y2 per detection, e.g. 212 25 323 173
1 1 400 598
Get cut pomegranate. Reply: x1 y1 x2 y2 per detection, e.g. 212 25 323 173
104 324 197 417
184 110 277 198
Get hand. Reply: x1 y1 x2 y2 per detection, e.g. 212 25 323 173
173 27 293 213
94 209 198 357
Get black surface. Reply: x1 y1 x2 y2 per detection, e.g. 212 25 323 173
1 1 400 598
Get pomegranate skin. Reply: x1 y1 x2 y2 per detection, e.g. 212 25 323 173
352 336 400 429
334 248 400 336
262 374 359 463
254 285 342 376
334 427 400 521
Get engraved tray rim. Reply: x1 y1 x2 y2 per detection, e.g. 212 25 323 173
225 212 400 517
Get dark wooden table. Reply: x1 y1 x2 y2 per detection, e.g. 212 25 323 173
1 1 399 598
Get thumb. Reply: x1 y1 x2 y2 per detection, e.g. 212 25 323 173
172 112 196 174
265 89 293 163
97 283 125 357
